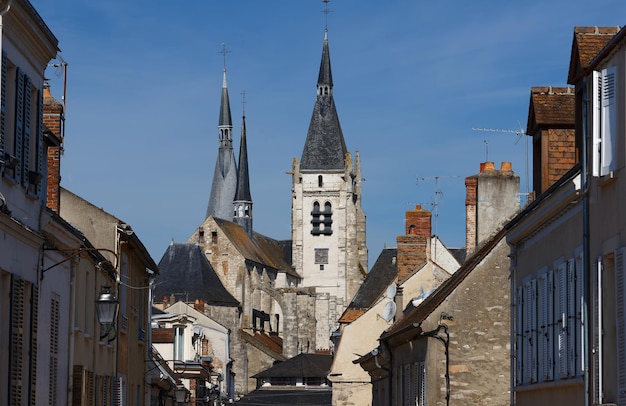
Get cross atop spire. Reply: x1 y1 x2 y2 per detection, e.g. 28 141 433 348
219 42 230 72
241 90 247 117
322 0 332 33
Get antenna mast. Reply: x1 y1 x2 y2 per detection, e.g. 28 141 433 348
416 175 459 259
472 125 531 202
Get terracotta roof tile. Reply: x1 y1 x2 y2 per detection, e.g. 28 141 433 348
527 87 575 134
568 26 621 84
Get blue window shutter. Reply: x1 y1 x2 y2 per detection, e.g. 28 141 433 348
21 74 31 188
14 68 24 183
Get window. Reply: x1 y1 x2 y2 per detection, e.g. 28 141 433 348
315 248 328 270
311 201 333 235
516 253 584 387
592 66 616 177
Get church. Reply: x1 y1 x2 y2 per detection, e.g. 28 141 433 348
154 24 367 396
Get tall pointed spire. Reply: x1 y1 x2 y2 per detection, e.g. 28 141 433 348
300 26 347 171
234 92 253 235
206 44 238 220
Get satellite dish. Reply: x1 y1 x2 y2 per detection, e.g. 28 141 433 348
382 301 397 322
385 284 397 299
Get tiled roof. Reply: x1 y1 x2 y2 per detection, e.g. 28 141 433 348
381 228 506 340
154 243 239 307
214 218 299 278
251 353 333 379
568 26 621 84
239 329 286 361
526 87 575 134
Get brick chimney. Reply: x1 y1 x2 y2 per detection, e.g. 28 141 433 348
43 83 64 213
465 162 519 254
396 205 431 284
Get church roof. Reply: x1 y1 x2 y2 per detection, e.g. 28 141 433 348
213 217 299 278
338 248 398 323
235 115 252 202
300 30 347 172
219 70 232 127
154 242 239 307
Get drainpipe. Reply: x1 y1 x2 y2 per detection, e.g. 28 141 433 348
581 76 591 406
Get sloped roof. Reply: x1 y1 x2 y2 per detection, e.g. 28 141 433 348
252 353 333 379
567 26 621 84
526 87 575 135
235 388 331 405
338 248 398 323
381 227 506 340
213 217 298 278
300 33 348 172
154 242 239 307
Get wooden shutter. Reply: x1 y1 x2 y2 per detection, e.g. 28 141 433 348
49 295 60 405
112 376 123 406
592 257 602 404
29 284 38 406
516 286 524 385
566 259 578 377
545 270 554 381
10 276 25 405
556 262 568 379
414 361 427 406
601 66 616 175
538 272 549 381
14 68 24 183
575 253 584 376
524 280 538 383
403 364 411 405
591 70 602 177
35 89 43 196
615 247 626 404
21 74 31 188
72 365 85 406
0 51 6 161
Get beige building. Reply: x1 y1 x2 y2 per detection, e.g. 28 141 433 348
507 25 626 406
60 187 159 405
330 205 461 406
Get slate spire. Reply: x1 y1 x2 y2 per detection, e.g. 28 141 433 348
233 109 253 235
206 53 238 221
300 28 348 171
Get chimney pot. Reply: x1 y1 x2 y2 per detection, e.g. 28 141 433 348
500 162 512 171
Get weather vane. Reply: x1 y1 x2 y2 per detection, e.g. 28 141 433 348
322 0 333 31
218 42 230 72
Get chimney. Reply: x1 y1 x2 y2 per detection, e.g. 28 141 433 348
396 205 431 284
43 82 64 214
194 299 205 313
466 162 520 255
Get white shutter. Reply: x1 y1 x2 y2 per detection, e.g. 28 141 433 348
516 287 524 385
615 247 626 404
567 259 577 377
592 257 603 404
112 376 124 406
526 279 538 383
601 66 616 175
592 70 602 177
538 271 553 381
575 253 584 376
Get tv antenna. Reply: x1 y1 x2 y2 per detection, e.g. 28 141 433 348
472 122 530 203
416 175 459 259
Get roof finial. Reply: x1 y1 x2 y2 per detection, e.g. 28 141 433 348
219 42 230 73
322 0 332 35
241 90 247 117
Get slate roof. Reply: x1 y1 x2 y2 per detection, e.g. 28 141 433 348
235 388 331 405
154 242 239 307
526 87 575 134
338 248 398 323
251 353 333 379
300 32 348 172
213 217 298 278
235 115 251 202
567 26 621 84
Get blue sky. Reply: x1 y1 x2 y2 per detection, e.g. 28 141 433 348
33 0 625 266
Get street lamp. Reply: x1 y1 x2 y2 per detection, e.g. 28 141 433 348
96 286 119 342
174 383 188 404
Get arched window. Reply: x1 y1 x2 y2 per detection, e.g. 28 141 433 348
318 175 323 187
312 201 332 235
